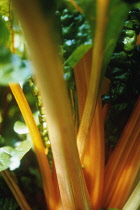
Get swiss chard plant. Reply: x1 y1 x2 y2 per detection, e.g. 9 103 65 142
0 0 140 209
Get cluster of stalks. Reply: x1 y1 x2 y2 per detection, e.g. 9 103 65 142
1 0 139 210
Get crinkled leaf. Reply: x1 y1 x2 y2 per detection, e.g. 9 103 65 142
102 0 131 75
0 140 31 171
0 53 32 86
73 0 137 85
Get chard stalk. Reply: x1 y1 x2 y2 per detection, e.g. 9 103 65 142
12 0 92 209
74 50 104 210
9 83 58 210
104 115 140 207
107 133 140 209
77 0 109 161
83 98 105 210
104 97 140 205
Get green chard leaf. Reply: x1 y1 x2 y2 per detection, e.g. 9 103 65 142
66 43 92 68
0 140 31 171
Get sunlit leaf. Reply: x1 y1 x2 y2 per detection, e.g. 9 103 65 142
14 121 29 134
0 140 31 171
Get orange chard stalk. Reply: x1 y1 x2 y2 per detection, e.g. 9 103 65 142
103 97 140 208
74 49 92 119
83 98 105 210
9 83 58 210
103 114 140 207
77 0 109 161
12 0 92 209
104 97 140 189
74 47 104 210
107 133 140 209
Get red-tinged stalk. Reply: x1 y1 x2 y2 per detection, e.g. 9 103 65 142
122 180 140 210
77 0 109 161
102 103 110 123
83 98 105 210
100 77 110 96
1 170 31 210
107 133 140 209
74 49 92 119
103 115 140 207
104 96 140 198
51 161 62 209
9 83 58 210
136 34 140 45
12 0 92 209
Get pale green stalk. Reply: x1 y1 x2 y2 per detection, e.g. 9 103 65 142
12 0 92 209
122 180 140 210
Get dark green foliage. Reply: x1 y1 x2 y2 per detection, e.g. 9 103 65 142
128 9 140 33
102 9 140 157
15 151 46 210
58 7 92 60
56 5 92 91
103 9 140 104
122 0 140 4
0 175 19 210
63 65 75 90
